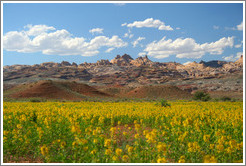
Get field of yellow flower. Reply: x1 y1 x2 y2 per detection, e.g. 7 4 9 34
3 101 243 163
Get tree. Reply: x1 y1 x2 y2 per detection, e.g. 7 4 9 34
193 91 211 101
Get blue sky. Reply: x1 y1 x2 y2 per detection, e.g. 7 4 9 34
2 2 244 66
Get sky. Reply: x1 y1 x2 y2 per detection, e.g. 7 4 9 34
2 2 244 66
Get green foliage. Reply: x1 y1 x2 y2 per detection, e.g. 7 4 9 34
156 99 171 107
193 91 211 101
220 96 231 101
32 112 37 123
30 98 42 102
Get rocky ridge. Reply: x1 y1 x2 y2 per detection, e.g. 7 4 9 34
3 54 243 94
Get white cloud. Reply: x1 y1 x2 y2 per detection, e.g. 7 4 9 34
225 21 243 31
143 36 234 59
89 28 104 34
223 55 235 61
3 25 127 57
237 21 243 31
213 25 219 30
123 29 134 39
24 24 56 36
176 27 181 30
223 52 242 61
122 18 173 31
138 52 147 57
132 37 145 47
105 47 115 53
121 23 127 26
183 61 192 65
235 44 242 48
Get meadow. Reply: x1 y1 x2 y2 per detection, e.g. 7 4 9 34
3 101 243 163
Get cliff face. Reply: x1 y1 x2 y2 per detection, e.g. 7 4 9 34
3 54 243 88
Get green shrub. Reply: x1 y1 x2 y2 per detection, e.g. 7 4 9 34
30 98 42 102
193 91 211 101
220 96 231 101
156 99 171 107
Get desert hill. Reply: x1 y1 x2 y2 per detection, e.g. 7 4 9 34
125 85 192 100
4 80 193 101
5 80 111 101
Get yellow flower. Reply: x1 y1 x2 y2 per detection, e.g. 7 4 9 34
110 127 116 135
225 146 234 154
127 146 134 153
17 124 22 129
216 144 224 153
229 140 237 147
112 155 118 161
203 134 210 142
104 139 111 147
78 139 88 145
115 148 122 156
143 130 149 135
157 157 166 163
72 141 78 147
178 156 185 163
93 139 98 144
40 145 48 156
91 149 97 155
157 142 167 153
60 141 66 148
203 155 217 163
105 149 112 156
134 133 140 139
209 144 214 149
122 155 129 162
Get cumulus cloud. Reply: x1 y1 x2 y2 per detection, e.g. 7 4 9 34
143 36 234 59
122 18 173 31
24 24 56 36
3 25 127 57
138 52 147 57
105 47 115 53
89 28 104 34
132 37 145 47
237 21 243 31
223 52 242 61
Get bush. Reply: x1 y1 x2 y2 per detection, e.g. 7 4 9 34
30 98 42 102
156 99 171 107
193 91 211 101
220 96 231 101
